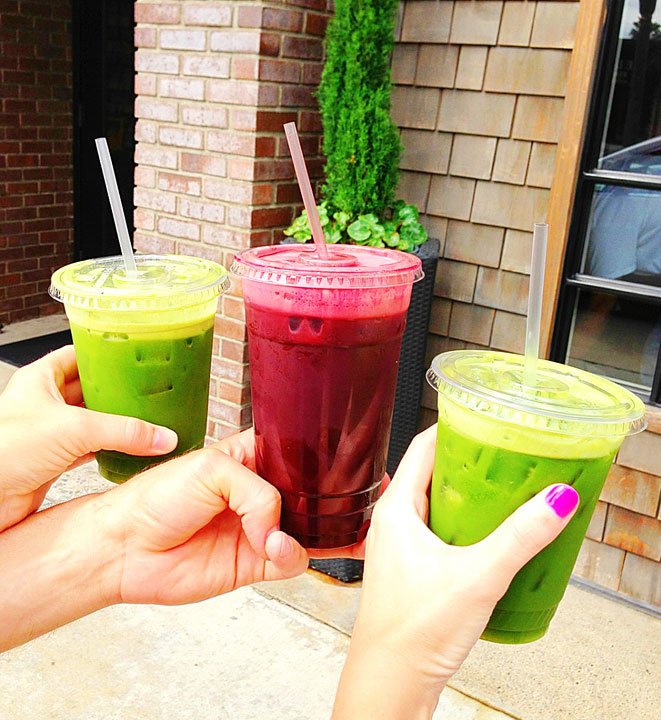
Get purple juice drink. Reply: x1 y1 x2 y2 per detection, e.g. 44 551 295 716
231 245 422 548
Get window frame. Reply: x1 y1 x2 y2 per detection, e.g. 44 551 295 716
550 0 661 406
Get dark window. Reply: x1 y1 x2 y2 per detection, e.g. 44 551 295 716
552 0 661 405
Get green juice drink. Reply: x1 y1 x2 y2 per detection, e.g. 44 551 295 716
49 255 228 482
427 350 645 644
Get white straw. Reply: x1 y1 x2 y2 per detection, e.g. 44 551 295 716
523 222 548 387
283 122 328 260
95 137 137 277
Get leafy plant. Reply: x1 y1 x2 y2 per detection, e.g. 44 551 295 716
284 200 427 253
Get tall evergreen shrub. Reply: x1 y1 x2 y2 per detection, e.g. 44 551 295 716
318 0 401 217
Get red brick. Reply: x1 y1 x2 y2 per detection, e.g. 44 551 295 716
228 158 255 181
183 5 232 26
134 233 175 256
281 84 316 107
305 12 329 36
251 206 293 228
299 111 322 132
134 188 176 213
282 36 322 60
282 0 327 9
159 77 205 101
263 7 304 31
135 74 157 96
259 59 300 83
276 183 301 203
181 153 227 178
132 144 178 170
302 62 323 85
255 137 276 158
208 131 255 157
221 338 250 364
228 205 251 228
136 51 179 75
180 198 225 224
182 55 230 79
253 159 294 181
157 217 200 241
159 126 203 149
134 3 180 24
210 30 260 53
176 241 223 264
134 27 156 48
157 172 201 196
231 108 258 131
205 179 252 204
208 398 248 427
238 6 262 27
160 29 206 51
604 505 661 561
253 184 274 205
202 225 243 249
135 119 156 143
180 106 227 129
233 57 259 81
135 166 156 188
134 208 155 231
217 379 251 405
208 80 259 106
259 33 281 57
255 111 298 132
211 356 248 383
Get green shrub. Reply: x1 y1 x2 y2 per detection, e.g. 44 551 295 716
318 0 401 217
286 0 428 253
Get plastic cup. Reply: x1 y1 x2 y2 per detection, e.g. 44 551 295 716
49 254 229 483
231 244 423 549
426 350 646 644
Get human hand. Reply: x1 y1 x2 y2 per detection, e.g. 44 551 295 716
0 345 178 532
95 428 309 606
332 425 579 719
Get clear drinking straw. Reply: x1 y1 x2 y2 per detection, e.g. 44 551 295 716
523 222 548 387
283 122 329 260
95 137 138 277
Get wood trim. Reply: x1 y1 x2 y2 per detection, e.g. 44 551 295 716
541 0 608 357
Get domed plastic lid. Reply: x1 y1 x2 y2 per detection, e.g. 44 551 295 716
230 245 423 288
427 350 646 438
49 254 229 312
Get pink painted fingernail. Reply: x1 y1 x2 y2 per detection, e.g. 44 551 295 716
545 484 580 518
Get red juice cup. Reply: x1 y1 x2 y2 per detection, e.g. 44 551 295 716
231 245 422 549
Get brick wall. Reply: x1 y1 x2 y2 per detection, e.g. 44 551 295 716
133 0 330 441
0 0 74 325
391 0 659 608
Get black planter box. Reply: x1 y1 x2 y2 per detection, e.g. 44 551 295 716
310 238 440 582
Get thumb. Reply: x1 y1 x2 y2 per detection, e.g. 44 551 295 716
477 483 580 592
264 530 309 581
73 407 178 456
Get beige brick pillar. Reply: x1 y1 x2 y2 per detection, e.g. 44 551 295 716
133 0 331 440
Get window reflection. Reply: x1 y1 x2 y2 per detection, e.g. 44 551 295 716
585 184 661 282
567 290 661 392
598 0 661 161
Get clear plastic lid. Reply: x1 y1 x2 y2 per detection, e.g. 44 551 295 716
427 350 646 438
230 245 423 288
49 255 229 312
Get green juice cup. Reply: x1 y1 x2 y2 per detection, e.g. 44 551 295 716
49 254 229 483
426 350 645 644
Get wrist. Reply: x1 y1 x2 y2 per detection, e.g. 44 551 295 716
0 493 122 652
333 626 445 720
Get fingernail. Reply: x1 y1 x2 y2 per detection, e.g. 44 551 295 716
545 484 580 518
279 535 293 558
151 427 178 451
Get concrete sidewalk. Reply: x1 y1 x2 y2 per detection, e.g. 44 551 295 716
1 462 659 720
